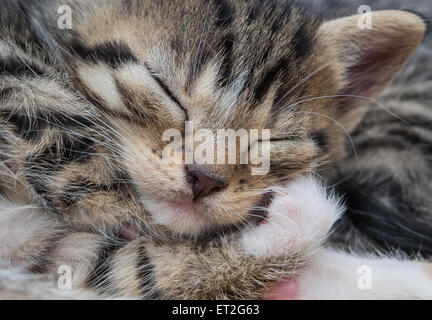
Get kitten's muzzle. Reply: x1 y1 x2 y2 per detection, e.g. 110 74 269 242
186 165 229 201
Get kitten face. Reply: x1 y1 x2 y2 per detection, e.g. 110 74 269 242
64 1 335 237
40 1 424 237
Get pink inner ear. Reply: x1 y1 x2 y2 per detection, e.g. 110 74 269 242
321 11 426 101
343 46 398 97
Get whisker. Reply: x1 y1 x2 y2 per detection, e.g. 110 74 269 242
293 110 359 164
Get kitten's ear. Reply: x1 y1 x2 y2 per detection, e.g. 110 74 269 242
318 10 425 121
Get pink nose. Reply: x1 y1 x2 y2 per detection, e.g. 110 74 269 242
187 168 228 201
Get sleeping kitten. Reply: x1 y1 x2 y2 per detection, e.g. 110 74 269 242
0 0 431 299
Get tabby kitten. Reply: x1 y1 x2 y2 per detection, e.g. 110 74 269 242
0 0 431 299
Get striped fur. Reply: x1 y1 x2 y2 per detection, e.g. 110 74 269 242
0 0 430 299
329 69 432 257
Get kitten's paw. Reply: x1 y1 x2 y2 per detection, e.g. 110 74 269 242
239 176 344 259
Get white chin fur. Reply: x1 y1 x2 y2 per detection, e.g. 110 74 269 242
140 194 208 236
